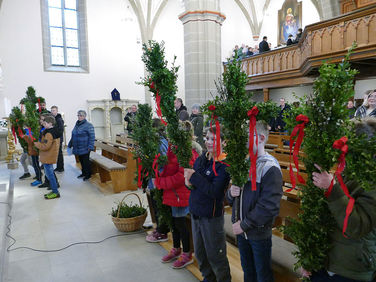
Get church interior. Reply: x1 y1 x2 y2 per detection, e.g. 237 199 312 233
0 0 376 281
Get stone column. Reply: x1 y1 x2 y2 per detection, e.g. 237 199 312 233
179 0 225 111
320 0 341 20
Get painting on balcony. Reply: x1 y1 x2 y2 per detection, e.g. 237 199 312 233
278 0 302 45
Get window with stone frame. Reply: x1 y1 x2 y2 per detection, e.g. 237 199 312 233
41 0 89 72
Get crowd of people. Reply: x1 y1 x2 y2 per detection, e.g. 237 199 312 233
19 105 95 200
231 28 304 60
16 93 376 281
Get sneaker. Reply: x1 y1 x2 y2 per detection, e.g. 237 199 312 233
38 182 49 188
161 248 181 263
146 231 168 243
44 192 60 199
31 180 42 186
77 174 84 179
54 168 64 173
172 252 193 269
19 173 31 180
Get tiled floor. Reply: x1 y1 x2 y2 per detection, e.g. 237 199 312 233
3 156 198 282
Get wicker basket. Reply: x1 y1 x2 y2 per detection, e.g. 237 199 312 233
112 193 147 232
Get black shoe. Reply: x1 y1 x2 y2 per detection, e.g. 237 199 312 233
54 168 64 173
77 174 84 178
83 176 91 181
19 173 31 180
38 183 49 188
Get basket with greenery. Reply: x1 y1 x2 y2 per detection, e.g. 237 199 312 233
111 193 147 232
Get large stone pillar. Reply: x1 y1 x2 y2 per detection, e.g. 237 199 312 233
320 0 341 20
179 0 225 111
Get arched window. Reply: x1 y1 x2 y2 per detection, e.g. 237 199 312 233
41 0 89 72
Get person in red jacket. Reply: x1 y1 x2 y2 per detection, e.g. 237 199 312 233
158 122 201 269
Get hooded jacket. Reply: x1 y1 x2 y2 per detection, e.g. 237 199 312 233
189 151 231 218
34 127 60 164
159 145 199 207
227 153 283 240
325 180 376 281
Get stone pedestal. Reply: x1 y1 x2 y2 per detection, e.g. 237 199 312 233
179 0 225 110
0 130 7 160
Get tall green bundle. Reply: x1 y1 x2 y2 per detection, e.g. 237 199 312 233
282 45 358 273
140 41 192 168
131 104 171 227
132 104 167 188
9 106 28 151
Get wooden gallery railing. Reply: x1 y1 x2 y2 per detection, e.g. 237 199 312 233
237 5 376 90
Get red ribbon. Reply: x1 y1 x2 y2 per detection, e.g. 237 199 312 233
150 81 167 126
27 127 36 141
208 105 219 176
137 157 149 189
324 136 354 238
17 127 24 139
137 157 143 188
12 126 17 144
38 98 41 113
152 153 161 189
248 106 259 191
287 114 309 192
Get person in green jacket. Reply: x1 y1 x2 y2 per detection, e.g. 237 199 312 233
309 117 376 282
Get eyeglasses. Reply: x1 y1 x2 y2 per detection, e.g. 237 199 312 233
77 115 84 117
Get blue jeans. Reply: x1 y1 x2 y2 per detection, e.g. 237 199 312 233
237 235 273 282
43 164 58 194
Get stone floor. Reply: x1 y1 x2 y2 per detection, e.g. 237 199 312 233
2 155 198 282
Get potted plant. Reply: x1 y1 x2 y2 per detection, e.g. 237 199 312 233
111 193 147 232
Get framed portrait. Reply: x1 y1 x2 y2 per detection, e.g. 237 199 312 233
278 0 302 45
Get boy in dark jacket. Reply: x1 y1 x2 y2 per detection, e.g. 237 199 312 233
227 121 283 282
184 126 231 282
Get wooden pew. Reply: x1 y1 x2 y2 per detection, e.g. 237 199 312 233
89 152 128 193
90 139 138 192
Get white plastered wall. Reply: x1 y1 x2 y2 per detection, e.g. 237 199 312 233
0 0 185 135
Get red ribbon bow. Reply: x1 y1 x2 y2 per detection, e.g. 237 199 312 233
152 153 161 189
287 114 309 192
150 81 167 126
38 98 41 113
208 105 221 176
248 106 259 191
325 136 353 238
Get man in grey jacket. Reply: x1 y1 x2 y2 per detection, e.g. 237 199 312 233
227 121 283 282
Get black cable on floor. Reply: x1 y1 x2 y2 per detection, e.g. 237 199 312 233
0 201 146 253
